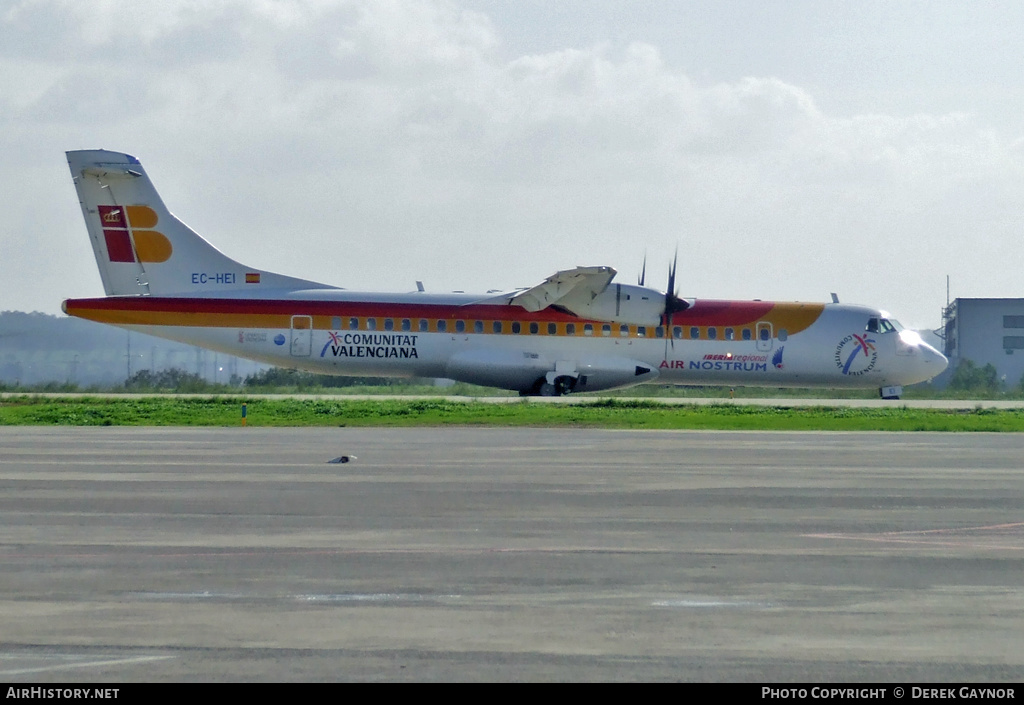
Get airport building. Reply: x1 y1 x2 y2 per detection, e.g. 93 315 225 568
941 298 1024 388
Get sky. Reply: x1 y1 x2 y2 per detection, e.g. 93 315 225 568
2 0 1023 329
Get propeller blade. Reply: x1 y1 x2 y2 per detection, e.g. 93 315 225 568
663 251 688 313
638 253 647 286
663 249 688 350
665 250 678 349
666 250 677 301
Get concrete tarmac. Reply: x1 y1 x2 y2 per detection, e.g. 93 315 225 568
1 427 1023 682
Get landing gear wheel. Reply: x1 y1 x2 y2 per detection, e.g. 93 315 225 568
538 381 557 396
879 385 903 400
553 375 576 396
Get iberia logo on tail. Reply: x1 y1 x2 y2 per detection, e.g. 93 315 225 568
97 205 172 264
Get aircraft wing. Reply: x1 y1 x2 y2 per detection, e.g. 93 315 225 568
493 266 617 312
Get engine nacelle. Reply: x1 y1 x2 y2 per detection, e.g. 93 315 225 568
560 283 671 326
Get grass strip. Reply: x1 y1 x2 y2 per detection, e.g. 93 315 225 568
2 396 1024 431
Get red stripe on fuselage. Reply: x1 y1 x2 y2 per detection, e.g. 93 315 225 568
63 296 791 329
64 297 586 322
671 300 775 327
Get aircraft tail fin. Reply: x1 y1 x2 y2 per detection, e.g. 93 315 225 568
66 150 332 297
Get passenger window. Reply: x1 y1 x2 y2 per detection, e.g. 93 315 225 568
493 321 503 334
455 320 465 333
637 326 646 337
673 326 682 339
332 317 342 330
655 326 664 339
690 327 700 339
725 328 734 340
349 317 359 330
437 320 447 332
566 324 576 335
584 324 593 336
367 318 377 331
620 324 630 337
384 318 394 331
512 321 521 334
418 319 428 332
529 322 539 334
474 320 484 333
548 322 557 335
602 324 612 337
708 327 717 340
778 329 788 342
401 319 411 331
759 327 770 341
742 328 752 341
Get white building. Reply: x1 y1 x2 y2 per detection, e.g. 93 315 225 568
941 298 1024 388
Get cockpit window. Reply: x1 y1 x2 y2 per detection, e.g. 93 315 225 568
867 317 903 334
868 317 901 334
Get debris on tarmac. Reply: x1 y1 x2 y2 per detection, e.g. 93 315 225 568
327 455 356 464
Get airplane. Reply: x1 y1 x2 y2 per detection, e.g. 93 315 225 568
62 149 948 399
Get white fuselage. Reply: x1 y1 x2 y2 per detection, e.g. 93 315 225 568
64 289 948 394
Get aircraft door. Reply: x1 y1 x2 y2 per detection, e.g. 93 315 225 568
756 322 773 352
290 315 313 357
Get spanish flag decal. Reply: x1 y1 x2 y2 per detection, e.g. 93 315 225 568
245 273 261 284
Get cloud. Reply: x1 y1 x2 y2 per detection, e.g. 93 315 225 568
1 0 1021 327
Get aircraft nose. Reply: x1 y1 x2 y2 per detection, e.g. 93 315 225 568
891 337 948 386
914 343 948 383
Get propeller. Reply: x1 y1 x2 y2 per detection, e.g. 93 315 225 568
638 253 647 286
663 249 689 350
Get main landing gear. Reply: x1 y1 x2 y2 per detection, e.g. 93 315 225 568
521 375 578 397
